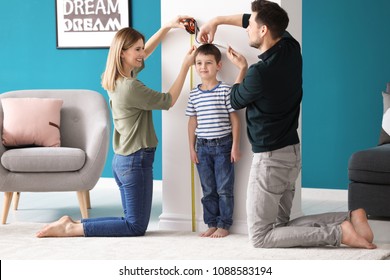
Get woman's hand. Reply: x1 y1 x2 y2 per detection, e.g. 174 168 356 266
164 15 193 29
182 45 197 69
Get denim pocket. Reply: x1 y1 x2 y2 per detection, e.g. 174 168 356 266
140 148 156 168
113 148 156 178
114 154 134 177
218 140 232 154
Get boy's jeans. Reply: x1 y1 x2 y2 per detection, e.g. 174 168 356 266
196 134 234 230
82 148 155 237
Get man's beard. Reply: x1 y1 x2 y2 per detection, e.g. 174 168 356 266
249 37 262 49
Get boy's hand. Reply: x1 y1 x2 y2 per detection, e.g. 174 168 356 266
231 146 241 163
190 149 199 164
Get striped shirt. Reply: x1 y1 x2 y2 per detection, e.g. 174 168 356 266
185 82 234 139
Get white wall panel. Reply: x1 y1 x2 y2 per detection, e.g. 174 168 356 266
160 0 302 233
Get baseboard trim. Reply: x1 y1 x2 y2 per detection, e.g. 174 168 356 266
158 212 249 234
158 213 192 231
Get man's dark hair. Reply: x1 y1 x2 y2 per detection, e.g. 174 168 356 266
251 0 289 39
194 43 222 63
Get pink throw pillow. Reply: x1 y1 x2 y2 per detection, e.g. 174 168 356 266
1 98 63 147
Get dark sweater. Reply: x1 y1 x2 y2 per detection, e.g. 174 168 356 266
230 14 302 153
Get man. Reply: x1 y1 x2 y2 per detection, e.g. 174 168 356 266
198 0 376 249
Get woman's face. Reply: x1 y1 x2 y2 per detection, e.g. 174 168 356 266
121 38 145 72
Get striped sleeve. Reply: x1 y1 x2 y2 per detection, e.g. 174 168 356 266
223 84 235 113
185 89 197 116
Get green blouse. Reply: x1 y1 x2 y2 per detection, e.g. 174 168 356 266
108 73 172 156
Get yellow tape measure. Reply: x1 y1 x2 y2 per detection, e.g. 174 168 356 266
190 33 196 232
184 18 199 232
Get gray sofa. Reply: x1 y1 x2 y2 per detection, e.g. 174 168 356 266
348 83 390 218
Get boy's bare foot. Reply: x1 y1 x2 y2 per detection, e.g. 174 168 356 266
36 215 84 238
341 220 376 249
199 227 217 237
210 228 229 238
350 208 374 243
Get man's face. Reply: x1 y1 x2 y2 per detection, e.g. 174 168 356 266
247 12 263 49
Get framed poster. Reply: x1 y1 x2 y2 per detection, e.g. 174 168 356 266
56 0 131 48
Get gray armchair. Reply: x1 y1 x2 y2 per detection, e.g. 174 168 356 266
0 90 111 224
348 83 390 218
348 145 390 218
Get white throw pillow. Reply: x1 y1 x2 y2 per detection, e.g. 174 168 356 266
382 108 390 136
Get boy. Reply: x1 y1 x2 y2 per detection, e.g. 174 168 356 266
186 44 242 238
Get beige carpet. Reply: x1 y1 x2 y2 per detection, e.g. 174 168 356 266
1 222 390 260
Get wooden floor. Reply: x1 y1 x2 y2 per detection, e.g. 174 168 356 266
1 178 389 243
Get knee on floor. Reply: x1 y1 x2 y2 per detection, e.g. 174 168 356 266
249 235 268 248
124 220 147 236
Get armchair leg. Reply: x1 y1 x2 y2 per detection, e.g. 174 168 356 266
77 191 89 219
86 190 91 209
13 192 20 210
2 192 14 224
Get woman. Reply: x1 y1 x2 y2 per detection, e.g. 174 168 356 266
36 16 196 237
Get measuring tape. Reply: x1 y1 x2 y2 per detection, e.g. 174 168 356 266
190 33 196 232
184 18 198 232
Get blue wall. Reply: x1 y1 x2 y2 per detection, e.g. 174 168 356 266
302 0 390 189
0 0 163 179
2 1 390 189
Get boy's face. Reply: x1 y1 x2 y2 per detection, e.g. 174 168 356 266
195 53 221 80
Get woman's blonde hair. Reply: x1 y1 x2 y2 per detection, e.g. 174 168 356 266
101 27 145 92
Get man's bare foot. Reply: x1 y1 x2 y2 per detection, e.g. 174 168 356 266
199 227 217 237
36 216 84 238
341 220 376 249
350 208 374 243
210 228 229 238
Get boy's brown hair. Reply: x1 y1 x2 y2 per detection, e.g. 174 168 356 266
194 44 222 63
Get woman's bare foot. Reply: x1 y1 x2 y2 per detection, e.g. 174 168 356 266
36 216 84 238
199 227 217 237
350 208 374 243
210 228 229 238
341 220 376 249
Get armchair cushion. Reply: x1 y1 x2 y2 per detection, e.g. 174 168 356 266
349 144 390 185
1 98 63 147
1 147 85 172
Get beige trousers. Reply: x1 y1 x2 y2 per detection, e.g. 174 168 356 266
247 144 348 248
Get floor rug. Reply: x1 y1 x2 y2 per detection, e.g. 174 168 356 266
1 223 390 260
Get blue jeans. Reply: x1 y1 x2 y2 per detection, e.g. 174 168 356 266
196 134 234 230
82 148 155 237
